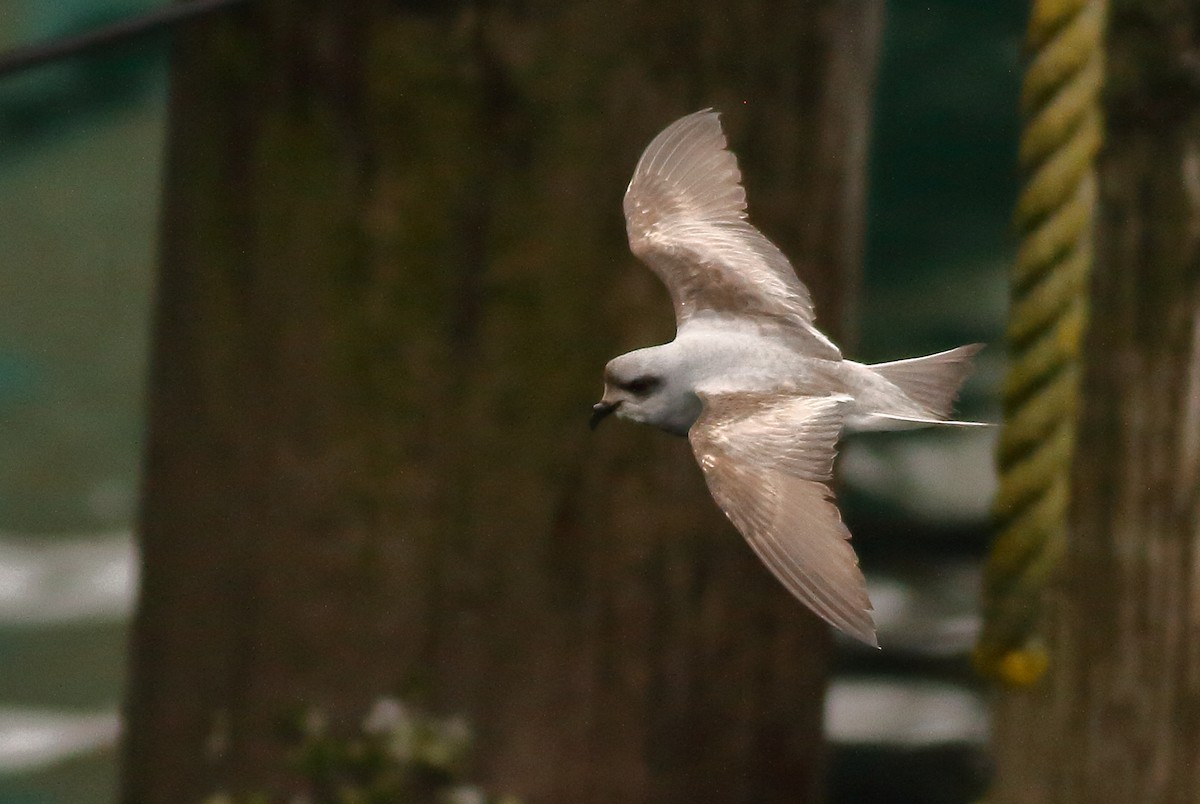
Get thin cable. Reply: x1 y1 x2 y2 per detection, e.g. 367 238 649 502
0 0 253 79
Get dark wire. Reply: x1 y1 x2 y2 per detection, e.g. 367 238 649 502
0 0 253 79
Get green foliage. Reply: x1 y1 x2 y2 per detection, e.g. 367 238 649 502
207 698 521 804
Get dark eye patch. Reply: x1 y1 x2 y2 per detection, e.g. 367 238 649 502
620 375 660 395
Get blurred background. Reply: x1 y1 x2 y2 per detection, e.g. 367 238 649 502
0 1 1021 801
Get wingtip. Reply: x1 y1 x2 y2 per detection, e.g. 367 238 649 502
843 617 880 649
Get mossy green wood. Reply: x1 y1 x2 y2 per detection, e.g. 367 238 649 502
122 3 882 802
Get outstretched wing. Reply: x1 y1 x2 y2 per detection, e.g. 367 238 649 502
624 110 839 358
689 392 876 646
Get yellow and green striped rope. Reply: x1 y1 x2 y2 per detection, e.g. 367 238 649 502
974 0 1106 686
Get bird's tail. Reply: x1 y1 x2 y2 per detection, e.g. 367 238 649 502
868 344 985 426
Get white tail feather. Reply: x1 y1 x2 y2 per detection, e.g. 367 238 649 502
871 344 984 421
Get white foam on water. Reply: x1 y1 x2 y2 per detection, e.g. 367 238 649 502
0 708 119 772
0 531 136 625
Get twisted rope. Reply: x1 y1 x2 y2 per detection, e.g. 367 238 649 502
974 0 1105 686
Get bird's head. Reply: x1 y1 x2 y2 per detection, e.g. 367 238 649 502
591 347 700 436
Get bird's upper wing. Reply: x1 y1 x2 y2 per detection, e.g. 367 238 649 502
688 391 876 646
624 110 839 359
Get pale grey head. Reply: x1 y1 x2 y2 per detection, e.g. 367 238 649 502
591 345 702 437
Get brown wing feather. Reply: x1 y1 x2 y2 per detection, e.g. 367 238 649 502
624 111 839 358
690 393 877 646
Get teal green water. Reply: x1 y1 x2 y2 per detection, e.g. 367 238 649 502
0 4 162 802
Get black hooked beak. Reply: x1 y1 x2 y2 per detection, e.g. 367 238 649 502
590 401 619 430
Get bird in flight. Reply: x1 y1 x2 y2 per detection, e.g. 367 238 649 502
591 110 983 647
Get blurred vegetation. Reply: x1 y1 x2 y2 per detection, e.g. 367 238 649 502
206 698 518 804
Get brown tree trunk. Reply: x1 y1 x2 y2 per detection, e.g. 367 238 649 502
121 2 882 802
991 3 1200 801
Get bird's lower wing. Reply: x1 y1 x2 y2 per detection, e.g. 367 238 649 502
689 393 877 646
